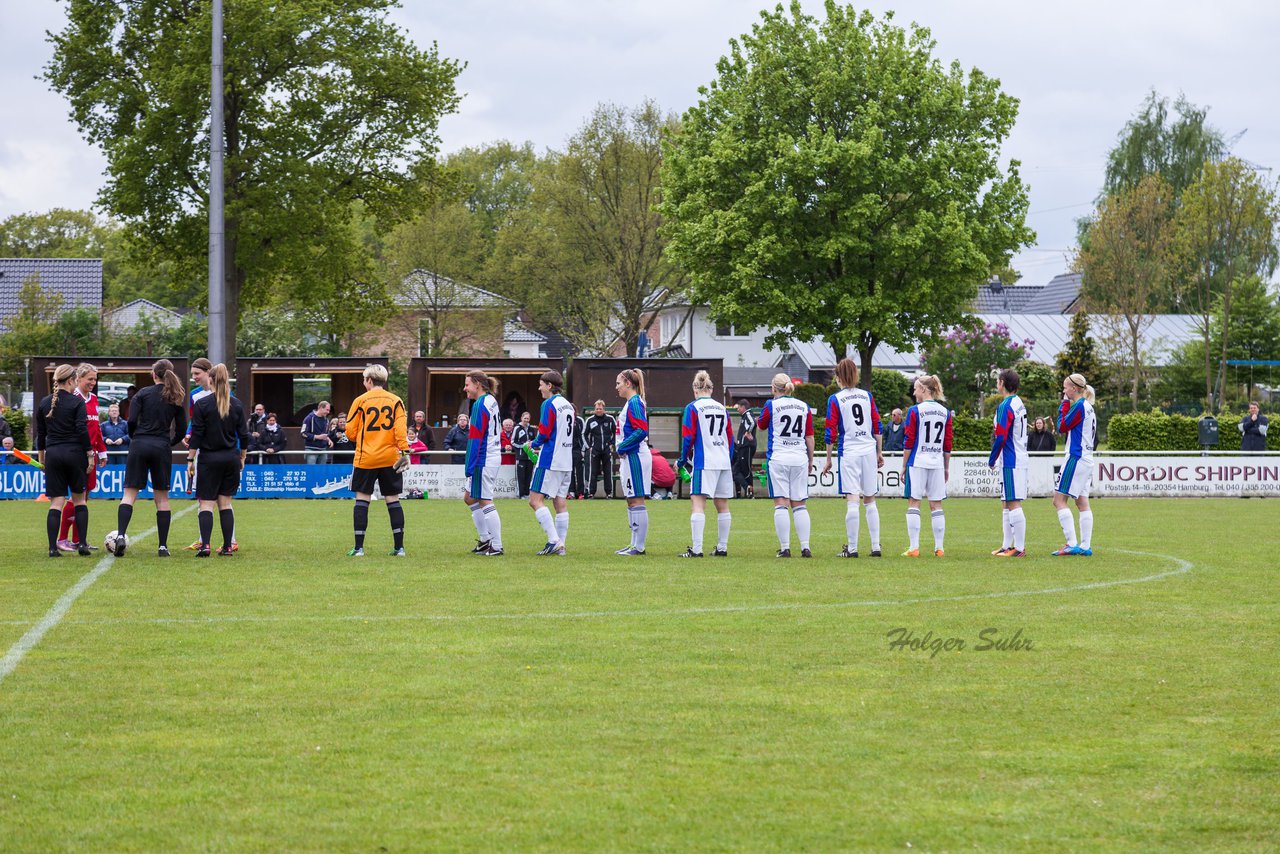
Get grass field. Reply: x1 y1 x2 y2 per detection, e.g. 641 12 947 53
1 495 1277 851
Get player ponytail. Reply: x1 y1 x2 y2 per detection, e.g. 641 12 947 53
466 369 499 397
834 358 858 390
619 368 645 400
770 372 794 397
210 363 231 418
918 374 946 402
152 359 185 405
1084 385 1096 403
692 370 713 395
48 363 76 417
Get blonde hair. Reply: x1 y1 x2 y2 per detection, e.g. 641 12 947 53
1066 373 1096 403
75 362 98 379
48 363 76 417
834 358 858 390
363 364 389 387
771 372 794 397
692 370 713 395
619 368 645 400
916 374 946 402
210 364 232 418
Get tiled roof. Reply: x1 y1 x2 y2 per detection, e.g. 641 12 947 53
972 273 1082 314
104 298 181 332
395 270 517 309
0 258 103 332
503 320 546 344
1023 272 1082 313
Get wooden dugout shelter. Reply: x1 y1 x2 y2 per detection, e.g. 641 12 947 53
33 356 192 405
235 357 389 428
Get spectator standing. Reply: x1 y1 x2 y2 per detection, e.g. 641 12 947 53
329 412 354 462
119 385 138 420
733 399 757 497
102 403 130 464
2 436 20 463
444 413 469 464
0 405 14 446
1239 402 1269 452
882 408 906 452
500 418 516 465
1027 417 1057 453
406 428 429 464
253 413 287 464
569 410 587 498
512 410 536 498
248 403 268 442
584 400 616 498
302 401 333 464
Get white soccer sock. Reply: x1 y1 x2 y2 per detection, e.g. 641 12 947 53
774 506 791 549
1057 508 1078 547
555 511 569 546
690 512 706 553
716 512 731 551
906 508 921 550
1079 510 1093 549
793 505 811 550
628 506 639 548
931 509 945 551
1001 508 1012 549
865 502 880 550
535 505 558 544
1009 507 1026 551
471 502 488 542
483 504 502 549
845 503 860 550
633 505 649 550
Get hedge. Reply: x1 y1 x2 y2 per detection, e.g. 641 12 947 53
3 408 30 451
1107 410 1279 452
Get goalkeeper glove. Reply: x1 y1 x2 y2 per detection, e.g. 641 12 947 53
393 452 410 473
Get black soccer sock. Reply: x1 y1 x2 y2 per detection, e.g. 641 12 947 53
47 508 61 551
156 510 171 548
353 499 370 549
387 501 404 550
219 508 235 549
74 505 89 547
117 503 134 537
198 510 213 546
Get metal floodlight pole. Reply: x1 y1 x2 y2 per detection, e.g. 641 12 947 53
208 0 227 365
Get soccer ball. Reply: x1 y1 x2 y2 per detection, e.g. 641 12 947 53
105 530 127 553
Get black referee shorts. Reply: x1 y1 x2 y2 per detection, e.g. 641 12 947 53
350 465 402 498
43 445 88 498
195 450 242 501
125 440 174 491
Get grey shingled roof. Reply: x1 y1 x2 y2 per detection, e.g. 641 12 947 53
0 258 103 332
396 270 517 309
973 283 1044 313
104 298 181 332
503 319 546 344
1023 272 1082 313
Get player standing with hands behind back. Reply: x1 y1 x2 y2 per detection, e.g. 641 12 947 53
188 364 249 557
901 375 953 557
756 373 815 557
463 369 504 556
1051 373 1097 556
345 364 410 557
35 364 94 557
614 368 652 556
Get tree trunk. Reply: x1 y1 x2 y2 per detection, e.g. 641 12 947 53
1202 324 1213 412
858 344 875 394
1130 333 1139 411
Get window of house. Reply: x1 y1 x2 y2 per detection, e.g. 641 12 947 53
715 322 739 338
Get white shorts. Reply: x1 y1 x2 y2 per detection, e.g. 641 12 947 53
1000 466 1028 502
905 465 946 501
466 466 498 501
768 461 809 501
531 467 571 499
691 467 733 499
621 451 652 499
838 452 879 497
1057 457 1093 498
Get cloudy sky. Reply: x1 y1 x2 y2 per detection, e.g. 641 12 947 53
2 0 1277 284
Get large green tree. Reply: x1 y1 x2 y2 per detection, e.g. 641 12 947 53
1172 157 1279 410
659 1 1032 385
45 0 462 361
1101 91 1226 200
1077 175 1176 411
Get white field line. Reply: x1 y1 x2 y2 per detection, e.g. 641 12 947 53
0 503 198 686
0 549 1193 630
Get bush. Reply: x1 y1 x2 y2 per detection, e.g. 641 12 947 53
792 381 835 412
3 407 30 450
871 369 914 413
949 415 992 452
1106 409 1280 451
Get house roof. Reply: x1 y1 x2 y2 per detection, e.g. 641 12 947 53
395 270 517 309
0 258 103 331
971 273 1082 314
503 320 546 344
786 312 1202 372
104 298 182 332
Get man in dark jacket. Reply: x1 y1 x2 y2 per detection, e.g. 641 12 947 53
882 408 906 452
511 411 536 498
733 400 757 497
583 400 616 498
302 401 332 464
1240 402 1269 452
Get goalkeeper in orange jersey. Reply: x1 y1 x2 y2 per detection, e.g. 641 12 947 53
344 364 410 557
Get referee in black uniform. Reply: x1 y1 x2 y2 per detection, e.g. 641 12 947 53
583 400 617 498
115 359 188 556
188 364 249 557
35 363 93 557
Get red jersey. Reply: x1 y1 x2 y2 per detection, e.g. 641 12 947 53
76 388 109 456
